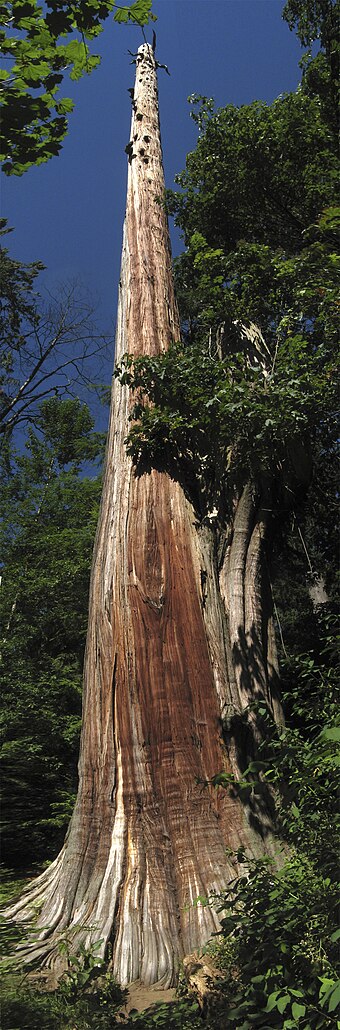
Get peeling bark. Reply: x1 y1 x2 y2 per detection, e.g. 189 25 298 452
5 45 283 987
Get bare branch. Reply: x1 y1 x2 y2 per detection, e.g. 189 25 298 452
0 277 113 436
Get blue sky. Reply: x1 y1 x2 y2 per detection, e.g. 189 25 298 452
1 0 303 425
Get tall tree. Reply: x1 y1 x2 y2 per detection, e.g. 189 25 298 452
6 0 339 984
6 43 284 988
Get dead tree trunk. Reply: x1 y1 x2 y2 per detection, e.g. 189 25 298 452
6 45 283 987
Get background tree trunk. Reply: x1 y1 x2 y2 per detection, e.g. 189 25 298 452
7 45 282 987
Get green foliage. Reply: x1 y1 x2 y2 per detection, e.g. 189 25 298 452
264 618 339 880
113 0 156 26
52 938 130 1026
0 397 102 866
0 0 156 174
196 611 340 1028
283 0 338 47
0 941 128 1029
166 65 338 359
115 304 336 519
0 218 44 340
0 220 44 429
282 0 339 139
208 853 339 1028
170 90 337 256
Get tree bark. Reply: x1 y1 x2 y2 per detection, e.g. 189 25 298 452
6 45 282 987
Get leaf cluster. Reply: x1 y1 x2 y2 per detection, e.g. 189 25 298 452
115 315 336 519
264 619 339 877
0 219 44 341
169 91 337 256
210 852 339 1028
282 0 339 139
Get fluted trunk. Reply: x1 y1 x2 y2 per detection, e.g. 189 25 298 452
6 45 282 987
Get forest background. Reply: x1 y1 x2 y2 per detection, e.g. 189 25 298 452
0 1 339 1028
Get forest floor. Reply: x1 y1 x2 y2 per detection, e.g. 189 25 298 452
124 981 177 1013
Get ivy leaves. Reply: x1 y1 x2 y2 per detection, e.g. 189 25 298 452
0 0 156 174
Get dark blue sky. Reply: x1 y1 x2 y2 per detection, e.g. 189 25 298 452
1 0 303 424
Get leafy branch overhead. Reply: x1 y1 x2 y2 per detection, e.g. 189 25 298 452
0 0 156 175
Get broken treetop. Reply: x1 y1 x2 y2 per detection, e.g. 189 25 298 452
120 43 179 359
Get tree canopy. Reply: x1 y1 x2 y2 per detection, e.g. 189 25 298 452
282 0 339 138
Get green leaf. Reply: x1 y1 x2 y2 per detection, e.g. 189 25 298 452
318 206 340 230
277 994 291 1014
55 98 74 115
319 979 337 1007
292 1001 306 1018
328 982 340 1013
113 6 129 23
113 0 156 26
320 727 340 742
266 991 280 1013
